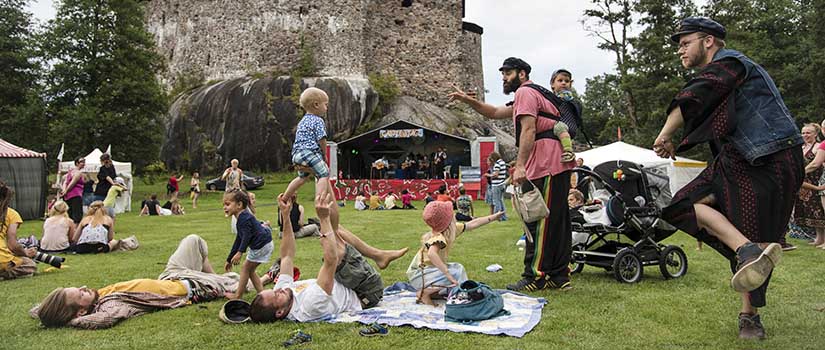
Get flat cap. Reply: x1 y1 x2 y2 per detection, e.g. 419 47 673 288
671 17 726 43
499 57 531 74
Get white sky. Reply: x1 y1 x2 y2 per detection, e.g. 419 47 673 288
25 0 704 106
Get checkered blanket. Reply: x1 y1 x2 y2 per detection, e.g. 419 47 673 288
325 282 547 337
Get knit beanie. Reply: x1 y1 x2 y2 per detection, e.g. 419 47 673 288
423 201 453 233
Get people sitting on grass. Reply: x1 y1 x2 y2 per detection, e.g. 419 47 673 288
73 201 122 254
369 191 383 210
139 194 161 216
223 190 273 300
31 234 245 329
0 180 37 280
407 201 504 305
40 200 77 253
455 187 474 222
354 191 367 211
424 192 436 205
277 194 320 239
384 191 400 210
160 193 185 216
401 189 415 209
249 185 408 323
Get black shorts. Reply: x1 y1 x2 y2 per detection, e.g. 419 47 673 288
75 242 110 254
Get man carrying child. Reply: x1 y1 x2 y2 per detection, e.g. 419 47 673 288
448 57 575 292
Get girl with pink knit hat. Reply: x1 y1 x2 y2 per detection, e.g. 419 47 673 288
406 200 504 305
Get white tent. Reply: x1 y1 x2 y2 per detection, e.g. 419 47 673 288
60 148 133 212
576 141 706 195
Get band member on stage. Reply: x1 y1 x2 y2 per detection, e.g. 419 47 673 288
419 155 431 179
433 147 447 179
402 153 417 179
372 156 388 179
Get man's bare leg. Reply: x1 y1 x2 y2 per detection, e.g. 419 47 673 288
337 225 408 269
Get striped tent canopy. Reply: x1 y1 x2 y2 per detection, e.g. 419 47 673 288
0 138 46 158
0 139 47 219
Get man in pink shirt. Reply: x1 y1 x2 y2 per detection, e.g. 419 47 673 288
448 57 575 292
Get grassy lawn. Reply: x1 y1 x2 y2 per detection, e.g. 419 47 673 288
2 173 823 349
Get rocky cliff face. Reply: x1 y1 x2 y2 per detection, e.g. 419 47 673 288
160 76 378 173
160 77 515 173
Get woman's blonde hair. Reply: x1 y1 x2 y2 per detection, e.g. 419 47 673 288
86 201 108 226
37 288 82 328
49 200 69 218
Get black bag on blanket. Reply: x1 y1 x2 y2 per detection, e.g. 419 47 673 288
444 280 510 323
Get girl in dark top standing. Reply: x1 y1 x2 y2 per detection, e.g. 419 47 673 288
94 153 117 202
223 190 273 300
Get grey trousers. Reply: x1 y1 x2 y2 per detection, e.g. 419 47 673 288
158 234 240 300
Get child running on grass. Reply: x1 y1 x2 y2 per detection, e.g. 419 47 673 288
407 201 504 305
223 190 273 299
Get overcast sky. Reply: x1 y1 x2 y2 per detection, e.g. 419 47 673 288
24 1 700 106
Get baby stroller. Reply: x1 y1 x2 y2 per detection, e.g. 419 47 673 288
569 160 687 283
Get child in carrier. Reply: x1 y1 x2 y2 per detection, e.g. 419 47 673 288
550 69 578 163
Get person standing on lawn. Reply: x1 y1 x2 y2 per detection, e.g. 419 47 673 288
655 17 803 340
448 57 575 292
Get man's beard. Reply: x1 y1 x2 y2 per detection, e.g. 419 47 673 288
503 75 524 95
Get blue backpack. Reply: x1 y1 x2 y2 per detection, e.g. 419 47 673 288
444 280 510 323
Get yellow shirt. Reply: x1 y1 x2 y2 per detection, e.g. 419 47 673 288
369 195 381 210
0 208 24 267
407 223 466 273
103 185 124 207
97 279 188 298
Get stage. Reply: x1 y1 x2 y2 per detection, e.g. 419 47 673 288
332 178 479 200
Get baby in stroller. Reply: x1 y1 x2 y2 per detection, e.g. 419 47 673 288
569 160 687 283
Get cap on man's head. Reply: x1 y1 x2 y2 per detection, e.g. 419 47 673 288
671 16 726 43
499 57 531 75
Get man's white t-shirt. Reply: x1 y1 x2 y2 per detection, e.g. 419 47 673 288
274 275 362 322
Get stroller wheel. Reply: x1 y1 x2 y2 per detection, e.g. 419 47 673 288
613 248 643 283
570 244 585 274
659 245 688 279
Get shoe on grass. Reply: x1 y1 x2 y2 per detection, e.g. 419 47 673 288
731 242 781 293
506 276 548 292
359 322 389 337
283 330 312 347
780 242 797 251
738 313 766 340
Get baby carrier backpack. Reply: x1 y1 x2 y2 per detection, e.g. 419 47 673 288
512 83 592 148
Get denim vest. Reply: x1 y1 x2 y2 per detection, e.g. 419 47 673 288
712 49 802 165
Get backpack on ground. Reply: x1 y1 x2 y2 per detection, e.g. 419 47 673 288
444 280 510 323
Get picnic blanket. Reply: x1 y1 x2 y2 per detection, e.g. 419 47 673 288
326 282 547 337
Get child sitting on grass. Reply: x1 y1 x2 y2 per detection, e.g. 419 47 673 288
407 201 504 305
223 190 273 299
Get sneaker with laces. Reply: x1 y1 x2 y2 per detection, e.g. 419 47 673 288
731 242 781 293
738 313 766 340
283 330 312 347
358 322 389 337
547 279 573 291
506 276 548 292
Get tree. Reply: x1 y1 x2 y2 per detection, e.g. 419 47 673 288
41 0 167 168
0 0 46 151
583 0 640 137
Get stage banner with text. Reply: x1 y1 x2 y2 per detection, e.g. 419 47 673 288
331 179 463 200
379 129 424 139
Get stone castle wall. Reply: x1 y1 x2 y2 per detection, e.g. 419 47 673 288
146 0 483 106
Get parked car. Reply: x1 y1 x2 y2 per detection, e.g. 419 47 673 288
205 172 265 191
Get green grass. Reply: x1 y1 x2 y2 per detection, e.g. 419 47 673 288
2 173 823 349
